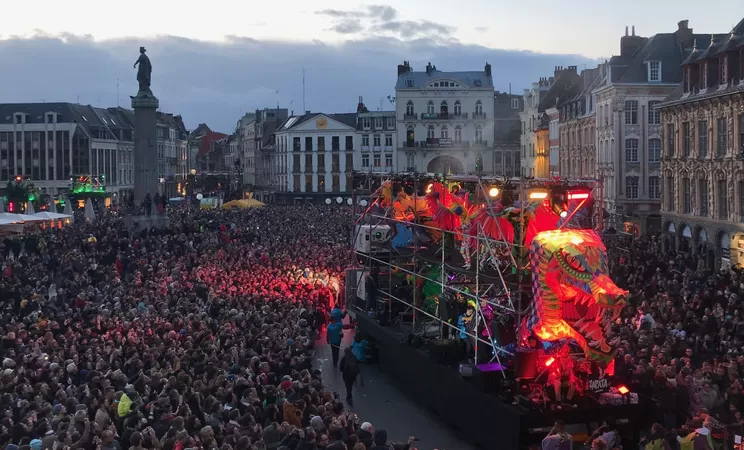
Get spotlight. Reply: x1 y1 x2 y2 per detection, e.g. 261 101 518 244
426 183 433 194
528 190 548 200
568 191 590 200
488 187 500 198
544 357 555 367
617 385 629 395
559 210 568 219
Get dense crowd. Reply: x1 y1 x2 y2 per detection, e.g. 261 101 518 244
590 234 744 449
0 205 415 450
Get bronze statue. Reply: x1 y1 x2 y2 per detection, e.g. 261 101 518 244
133 47 152 93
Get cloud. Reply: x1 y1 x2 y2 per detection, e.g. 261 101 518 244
475 26 489 32
0 33 598 132
316 5 451 41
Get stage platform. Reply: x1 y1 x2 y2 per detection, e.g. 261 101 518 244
354 310 649 449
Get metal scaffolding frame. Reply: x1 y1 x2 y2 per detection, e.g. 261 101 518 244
349 172 602 370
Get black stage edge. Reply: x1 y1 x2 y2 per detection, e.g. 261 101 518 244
356 311 648 449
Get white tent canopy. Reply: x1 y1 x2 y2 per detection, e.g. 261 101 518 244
0 213 46 223
31 212 72 220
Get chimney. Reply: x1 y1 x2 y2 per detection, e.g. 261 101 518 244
621 26 645 57
305 111 311 115
356 96 366 113
397 61 411 76
675 19 694 48
567 65 577 75
426 62 433 75
485 62 491 78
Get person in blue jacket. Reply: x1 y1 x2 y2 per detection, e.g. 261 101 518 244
330 305 347 323
327 317 344 367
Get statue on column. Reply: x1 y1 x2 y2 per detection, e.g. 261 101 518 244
133 47 152 94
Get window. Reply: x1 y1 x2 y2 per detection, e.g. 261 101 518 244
511 98 519 110
441 127 448 139
717 117 727 157
362 118 371 129
721 56 728 84
648 138 661 162
683 122 691 157
682 178 691 213
475 127 483 143
345 136 353 151
701 63 708 88
648 176 660 199
427 102 435 114
648 61 661 82
698 121 708 158
666 124 675 156
318 136 325 152
440 101 448 115
474 80 482 87
374 118 382 129
386 117 395 129
624 101 638 124
293 137 301 152
454 127 462 143
699 178 709 216
362 135 369 147
385 134 393 146
475 101 483 116
454 101 462 116
740 114 744 158
373 154 381 168
406 80 414 88
385 154 393 168
626 176 639 199
666 176 675 211
362 155 369 168
718 179 728 219
648 101 660 125
625 139 639 162
427 126 435 139
406 153 414 170
331 136 339 151
373 135 381 147
305 137 313 152
406 101 414 116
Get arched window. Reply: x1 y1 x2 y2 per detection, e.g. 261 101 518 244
454 101 462 117
427 125 435 139
475 126 483 143
475 101 483 116
440 101 448 116
454 126 462 143
441 126 448 139
427 101 435 114
406 101 414 116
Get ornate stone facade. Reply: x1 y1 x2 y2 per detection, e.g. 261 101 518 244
659 91 744 267
559 115 596 179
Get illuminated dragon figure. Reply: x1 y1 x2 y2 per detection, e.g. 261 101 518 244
520 229 627 363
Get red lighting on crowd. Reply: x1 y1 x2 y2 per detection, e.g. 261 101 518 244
544 357 555 367
617 385 629 395
568 192 590 200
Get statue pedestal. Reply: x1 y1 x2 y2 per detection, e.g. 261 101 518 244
131 90 160 205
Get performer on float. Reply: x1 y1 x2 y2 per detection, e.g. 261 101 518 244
549 345 577 404
457 300 477 361
460 212 474 269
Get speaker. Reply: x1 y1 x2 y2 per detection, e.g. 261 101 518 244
472 364 505 394
427 339 463 366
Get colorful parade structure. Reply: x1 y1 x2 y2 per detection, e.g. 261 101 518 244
348 172 640 449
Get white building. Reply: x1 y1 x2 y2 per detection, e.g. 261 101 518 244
395 61 495 174
354 99 397 173
0 103 135 200
236 113 257 186
273 112 357 203
519 78 554 177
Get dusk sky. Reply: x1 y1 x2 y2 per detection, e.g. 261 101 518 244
1 1 740 131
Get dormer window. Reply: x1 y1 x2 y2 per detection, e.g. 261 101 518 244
46 113 54 123
474 80 482 87
14 114 22 124
701 63 708 88
511 98 519 109
683 67 690 93
648 61 661 82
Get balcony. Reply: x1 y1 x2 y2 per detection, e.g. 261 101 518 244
472 140 488 148
473 113 487 119
404 113 418 120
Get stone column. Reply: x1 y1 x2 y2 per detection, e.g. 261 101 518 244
131 91 159 205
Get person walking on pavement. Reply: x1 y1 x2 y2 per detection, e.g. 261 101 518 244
327 315 344 367
340 347 361 404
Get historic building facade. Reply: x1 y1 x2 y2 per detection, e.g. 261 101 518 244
558 68 600 180
395 61 494 174
659 20 744 268
492 91 522 177
592 21 710 235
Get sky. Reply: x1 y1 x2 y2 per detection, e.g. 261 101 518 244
0 1 740 131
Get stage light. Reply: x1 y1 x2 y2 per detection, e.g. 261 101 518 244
14 175 22 183
544 357 555 367
8 202 14 212
568 191 590 200
617 385 629 395
426 183 433 194
529 190 548 200
488 187 500 198
559 210 568 218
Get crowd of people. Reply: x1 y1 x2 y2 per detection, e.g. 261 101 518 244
586 234 744 449
0 204 417 450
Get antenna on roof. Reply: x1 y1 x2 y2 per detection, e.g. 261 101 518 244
302 69 306 113
117 79 120 107
276 90 280 109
